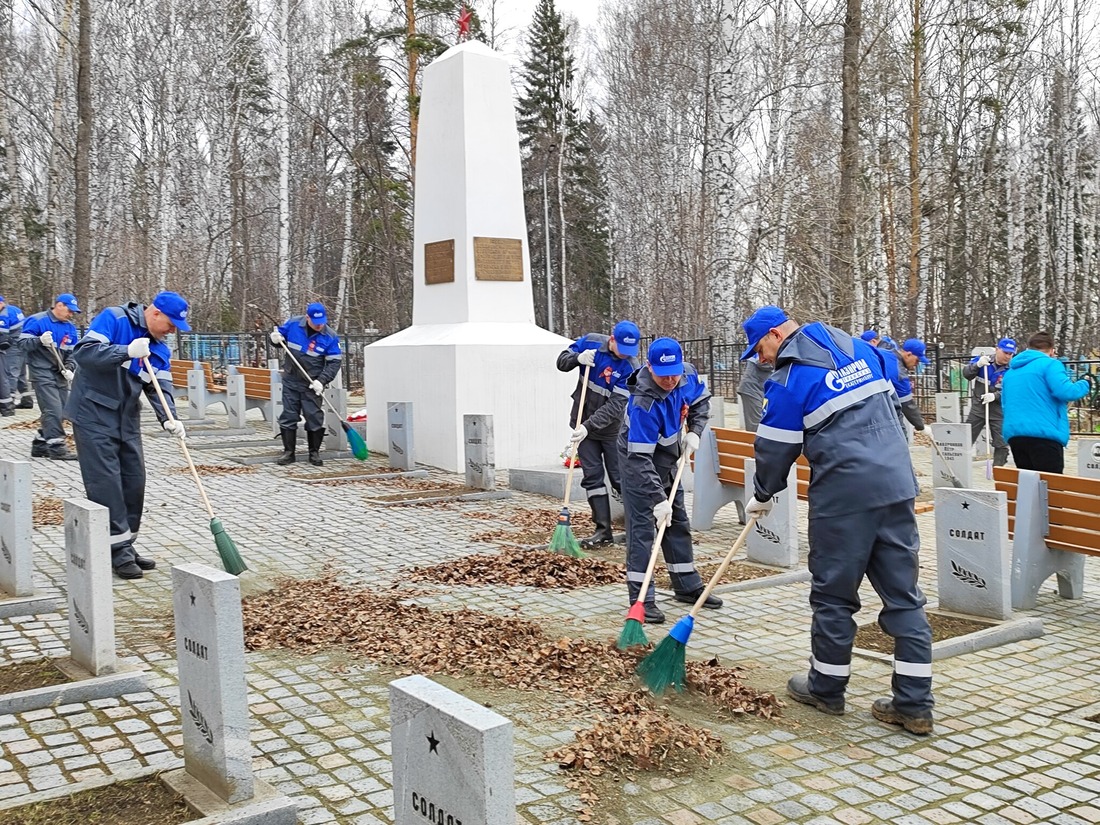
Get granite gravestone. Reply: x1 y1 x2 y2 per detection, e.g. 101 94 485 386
935 392 961 423
929 423 973 489
934 488 1012 620
0 460 33 600
64 499 116 675
464 415 495 490
391 674 514 825
389 402 415 471
171 563 253 804
1079 439 1100 480
743 458 798 567
322 382 349 452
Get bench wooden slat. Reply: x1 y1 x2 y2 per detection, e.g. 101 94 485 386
717 467 746 487
233 366 277 400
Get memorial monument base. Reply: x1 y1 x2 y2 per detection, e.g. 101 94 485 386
0 659 146 715
0 593 58 620
365 323 574 472
162 770 298 825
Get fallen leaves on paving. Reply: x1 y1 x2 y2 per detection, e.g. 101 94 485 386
33 497 64 526
167 464 256 475
407 547 623 588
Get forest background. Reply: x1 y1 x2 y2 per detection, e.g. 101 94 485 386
1 0 1099 353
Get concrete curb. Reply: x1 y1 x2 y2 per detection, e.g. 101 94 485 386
365 490 512 507
852 611 1044 663
292 469 429 483
713 567 812 593
233 450 354 465
163 768 299 824
0 759 184 814
190 440 278 452
0 594 59 620
0 661 148 715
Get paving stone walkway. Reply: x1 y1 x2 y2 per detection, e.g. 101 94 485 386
1 404 1098 824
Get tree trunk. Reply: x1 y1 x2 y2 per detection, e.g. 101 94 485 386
406 0 419 174
276 0 291 317
46 0 75 284
72 0 93 306
907 0 922 334
834 0 861 320
0 6 33 303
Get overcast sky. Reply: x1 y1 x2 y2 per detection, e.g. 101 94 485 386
485 0 602 66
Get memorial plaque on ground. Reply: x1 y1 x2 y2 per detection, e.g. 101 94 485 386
472 237 523 281
172 563 253 804
425 239 456 285
1080 439 1100 480
65 499 116 675
464 415 495 490
934 488 1011 620
743 458 798 567
929 423 972 489
935 392 960 423
0 460 32 598
389 402 415 471
391 674 514 825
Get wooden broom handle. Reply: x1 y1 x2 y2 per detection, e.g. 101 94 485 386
688 515 759 619
143 356 215 520
633 443 692 604
562 364 591 509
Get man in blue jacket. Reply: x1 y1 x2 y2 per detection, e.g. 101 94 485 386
1001 331 1090 474
878 338 928 435
557 320 641 547
20 294 82 460
618 337 716 623
269 302 342 466
0 295 15 416
0 297 31 409
743 305 934 734
963 338 1016 467
65 292 191 579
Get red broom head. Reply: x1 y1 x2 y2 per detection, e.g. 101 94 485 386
626 601 646 624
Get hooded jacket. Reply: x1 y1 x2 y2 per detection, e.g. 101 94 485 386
1001 350 1090 446
754 322 918 518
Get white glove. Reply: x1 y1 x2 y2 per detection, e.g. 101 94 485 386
982 392 995 404
127 338 151 359
653 499 673 527
270 328 284 345
745 496 774 519
62 369 74 382
570 424 588 443
310 379 324 396
976 354 991 368
163 419 186 440
684 432 701 455
577 348 596 367
39 331 54 347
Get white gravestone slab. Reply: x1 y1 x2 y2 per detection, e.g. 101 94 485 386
323 384 349 452
0 460 34 598
929 423 972 489
464 415 495 490
1079 439 1100 480
391 674 514 825
934 488 1012 620
743 459 798 567
935 392 961 423
65 499 116 675
172 563 254 804
389 402 415 471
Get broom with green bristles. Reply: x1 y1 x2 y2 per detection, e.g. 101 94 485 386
637 514 759 694
616 443 691 650
144 357 248 575
548 364 591 558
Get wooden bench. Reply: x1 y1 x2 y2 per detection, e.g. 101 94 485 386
169 359 228 419
225 365 282 432
993 465 1100 609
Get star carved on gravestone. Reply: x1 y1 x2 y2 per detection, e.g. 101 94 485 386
961 501 970 510
427 731 439 754
190 591 196 606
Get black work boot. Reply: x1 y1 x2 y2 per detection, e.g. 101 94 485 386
47 445 78 461
581 495 614 548
275 428 297 465
643 602 665 624
787 673 845 716
18 394 33 409
871 698 934 735
31 431 48 458
0 402 13 417
993 446 1010 467
306 429 324 466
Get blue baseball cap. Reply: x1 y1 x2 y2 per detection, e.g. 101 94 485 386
612 320 640 357
306 302 328 325
647 337 684 377
997 337 1017 354
860 329 879 342
741 305 789 360
902 338 929 365
56 293 81 313
152 291 191 332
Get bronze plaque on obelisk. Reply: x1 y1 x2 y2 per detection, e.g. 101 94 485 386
424 240 455 285
473 237 523 282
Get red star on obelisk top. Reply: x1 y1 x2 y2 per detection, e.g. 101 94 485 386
457 4 472 41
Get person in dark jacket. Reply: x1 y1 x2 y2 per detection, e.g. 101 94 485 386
618 337 716 624
20 294 82 460
270 303 343 466
0 298 31 409
737 356 772 433
65 292 191 579
962 338 1015 467
557 320 641 547
0 295 16 416
743 305 934 735
877 338 928 436
1001 331 1090 473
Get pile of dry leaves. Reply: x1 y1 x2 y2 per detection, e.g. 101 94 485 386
33 497 64 526
407 547 623 589
551 691 724 774
469 508 595 545
3 419 41 430
168 464 256 476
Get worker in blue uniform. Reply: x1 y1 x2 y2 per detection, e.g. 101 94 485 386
877 338 928 436
269 302 342 466
0 298 31 409
64 292 191 580
557 319 641 547
618 337 717 624
19 294 82 460
742 305 934 735
963 337 1015 467
0 295 15 416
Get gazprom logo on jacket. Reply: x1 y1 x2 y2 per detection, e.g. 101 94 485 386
825 359 873 392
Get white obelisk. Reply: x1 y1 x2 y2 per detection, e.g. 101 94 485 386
363 41 575 472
